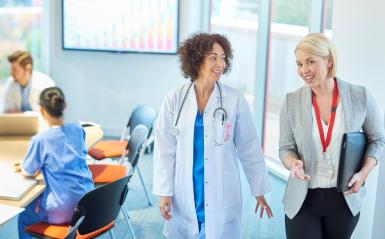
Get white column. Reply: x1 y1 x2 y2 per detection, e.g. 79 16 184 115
332 1 385 238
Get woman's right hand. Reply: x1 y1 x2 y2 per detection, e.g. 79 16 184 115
290 159 311 181
159 196 172 221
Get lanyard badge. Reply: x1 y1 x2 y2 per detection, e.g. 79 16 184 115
312 79 339 178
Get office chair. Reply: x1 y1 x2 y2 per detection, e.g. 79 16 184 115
88 124 148 183
88 106 156 206
25 175 133 239
88 105 157 162
89 124 151 210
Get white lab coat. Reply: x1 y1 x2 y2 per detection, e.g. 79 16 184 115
153 81 270 239
3 71 55 112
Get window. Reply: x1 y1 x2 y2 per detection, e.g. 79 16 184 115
273 0 311 26
210 0 259 106
0 0 44 91
264 0 334 167
212 0 258 21
325 0 333 36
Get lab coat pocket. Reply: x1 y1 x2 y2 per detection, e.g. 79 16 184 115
213 120 233 146
223 171 241 209
213 118 225 145
223 122 233 142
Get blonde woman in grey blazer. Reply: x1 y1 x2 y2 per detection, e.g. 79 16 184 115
279 33 385 239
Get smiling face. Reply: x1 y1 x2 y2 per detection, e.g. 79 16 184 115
295 49 332 88
198 43 226 82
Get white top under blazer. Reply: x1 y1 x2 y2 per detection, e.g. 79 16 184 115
309 103 345 189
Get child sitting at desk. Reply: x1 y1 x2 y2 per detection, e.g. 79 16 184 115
17 87 94 239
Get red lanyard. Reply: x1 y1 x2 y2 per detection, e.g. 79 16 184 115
312 79 339 153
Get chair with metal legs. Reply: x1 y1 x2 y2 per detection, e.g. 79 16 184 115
88 125 149 239
88 105 157 162
25 175 132 239
88 105 157 206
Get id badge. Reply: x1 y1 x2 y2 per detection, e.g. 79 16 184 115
315 160 334 178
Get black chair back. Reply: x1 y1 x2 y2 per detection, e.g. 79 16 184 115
66 175 131 238
127 105 157 138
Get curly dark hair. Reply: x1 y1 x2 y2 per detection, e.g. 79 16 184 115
178 33 233 80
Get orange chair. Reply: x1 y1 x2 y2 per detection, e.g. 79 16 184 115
88 106 156 206
88 105 157 162
88 125 149 185
25 175 133 239
87 125 148 238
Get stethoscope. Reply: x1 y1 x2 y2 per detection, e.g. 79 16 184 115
170 81 227 137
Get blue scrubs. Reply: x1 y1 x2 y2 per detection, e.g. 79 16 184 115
18 123 94 239
193 111 205 234
20 83 32 112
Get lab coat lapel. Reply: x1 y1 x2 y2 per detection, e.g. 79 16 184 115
183 82 198 146
182 82 198 130
210 81 227 114
176 82 198 187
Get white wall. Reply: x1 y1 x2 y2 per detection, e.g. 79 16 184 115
332 0 385 238
49 0 205 136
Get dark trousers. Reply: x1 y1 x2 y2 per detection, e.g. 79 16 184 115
285 188 360 239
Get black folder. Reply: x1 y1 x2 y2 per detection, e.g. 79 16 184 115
337 132 367 192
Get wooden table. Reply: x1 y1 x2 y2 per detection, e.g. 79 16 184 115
0 124 103 208
0 135 43 208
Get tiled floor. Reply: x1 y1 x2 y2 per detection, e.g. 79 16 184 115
0 153 287 239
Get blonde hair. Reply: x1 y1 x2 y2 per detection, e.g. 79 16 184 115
295 33 337 79
8 50 33 71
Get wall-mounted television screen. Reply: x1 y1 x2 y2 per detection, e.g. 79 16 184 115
62 0 179 54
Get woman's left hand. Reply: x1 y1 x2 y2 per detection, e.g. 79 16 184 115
344 170 368 195
255 195 273 218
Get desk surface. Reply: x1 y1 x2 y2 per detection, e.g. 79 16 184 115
83 125 104 150
0 124 103 208
0 204 24 226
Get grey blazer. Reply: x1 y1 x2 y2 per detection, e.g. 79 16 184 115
279 78 385 219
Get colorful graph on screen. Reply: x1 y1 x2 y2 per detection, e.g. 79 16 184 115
62 0 179 53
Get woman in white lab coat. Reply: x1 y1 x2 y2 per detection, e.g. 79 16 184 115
153 33 272 239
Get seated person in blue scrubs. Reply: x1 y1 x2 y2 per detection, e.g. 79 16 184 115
17 87 94 239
